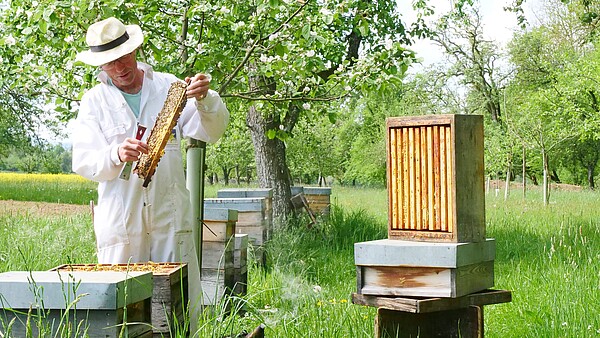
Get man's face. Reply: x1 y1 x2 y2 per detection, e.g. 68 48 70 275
101 50 138 91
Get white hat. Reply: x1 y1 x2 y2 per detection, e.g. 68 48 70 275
76 17 144 67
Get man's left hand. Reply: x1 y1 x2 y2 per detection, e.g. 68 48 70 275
185 73 211 101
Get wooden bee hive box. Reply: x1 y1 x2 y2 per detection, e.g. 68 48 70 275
303 187 332 217
53 263 187 338
387 114 485 243
217 188 274 234
0 271 153 337
205 198 268 264
202 208 237 306
355 239 495 298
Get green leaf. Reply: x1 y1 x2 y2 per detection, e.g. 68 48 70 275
266 129 277 139
39 20 48 34
328 112 337 124
269 0 280 8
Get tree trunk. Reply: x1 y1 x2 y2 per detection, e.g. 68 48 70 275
246 105 293 220
542 151 549 206
222 166 230 185
522 145 526 199
588 164 596 189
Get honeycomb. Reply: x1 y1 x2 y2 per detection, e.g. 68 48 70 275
55 262 184 275
135 81 187 187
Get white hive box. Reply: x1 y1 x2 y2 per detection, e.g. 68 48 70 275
355 239 495 298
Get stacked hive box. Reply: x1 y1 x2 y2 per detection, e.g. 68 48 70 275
0 271 153 337
355 114 495 298
205 197 269 265
233 234 249 296
217 188 273 234
202 208 237 306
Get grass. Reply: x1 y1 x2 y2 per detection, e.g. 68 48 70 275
1 174 600 336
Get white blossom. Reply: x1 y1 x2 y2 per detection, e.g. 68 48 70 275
303 86 310 93
65 60 74 71
0 56 3 63
302 102 311 110
260 54 268 63
49 76 59 87
219 6 230 14
312 285 322 293
319 8 333 16
344 85 351 91
5 35 16 46
385 39 393 50
269 32 280 41
25 10 33 19
306 50 315 57
64 35 74 43
22 54 34 63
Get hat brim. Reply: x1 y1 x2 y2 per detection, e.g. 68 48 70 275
76 24 144 67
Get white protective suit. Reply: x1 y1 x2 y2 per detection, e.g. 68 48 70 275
71 62 229 316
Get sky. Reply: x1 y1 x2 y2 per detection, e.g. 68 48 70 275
396 0 544 69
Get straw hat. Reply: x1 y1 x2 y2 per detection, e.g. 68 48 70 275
76 17 144 67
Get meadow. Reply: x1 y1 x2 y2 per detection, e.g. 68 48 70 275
0 173 599 337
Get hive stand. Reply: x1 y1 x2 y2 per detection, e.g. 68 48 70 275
353 289 511 338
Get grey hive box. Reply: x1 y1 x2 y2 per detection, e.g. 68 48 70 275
355 239 495 298
0 271 153 337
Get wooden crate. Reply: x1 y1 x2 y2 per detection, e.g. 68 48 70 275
386 114 485 243
217 188 273 232
355 239 495 298
52 263 188 338
0 271 153 337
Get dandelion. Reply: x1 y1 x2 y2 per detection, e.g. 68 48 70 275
316 301 323 307
340 299 348 303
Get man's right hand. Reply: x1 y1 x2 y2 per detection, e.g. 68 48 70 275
118 137 149 162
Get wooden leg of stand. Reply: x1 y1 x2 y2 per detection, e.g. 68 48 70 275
375 306 484 338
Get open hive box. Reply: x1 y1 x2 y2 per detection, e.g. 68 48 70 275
0 270 153 337
53 262 188 337
386 114 485 243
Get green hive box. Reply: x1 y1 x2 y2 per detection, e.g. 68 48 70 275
0 271 153 337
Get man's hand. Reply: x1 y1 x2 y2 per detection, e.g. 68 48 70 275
118 138 149 162
185 73 211 101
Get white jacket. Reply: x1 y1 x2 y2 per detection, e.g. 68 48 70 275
72 62 229 264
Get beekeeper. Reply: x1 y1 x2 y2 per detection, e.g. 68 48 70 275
71 16 229 321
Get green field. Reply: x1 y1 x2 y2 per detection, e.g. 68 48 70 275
0 174 599 337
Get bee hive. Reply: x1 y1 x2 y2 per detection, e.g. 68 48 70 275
53 262 188 338
387 114 485 243
0 271 153 337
